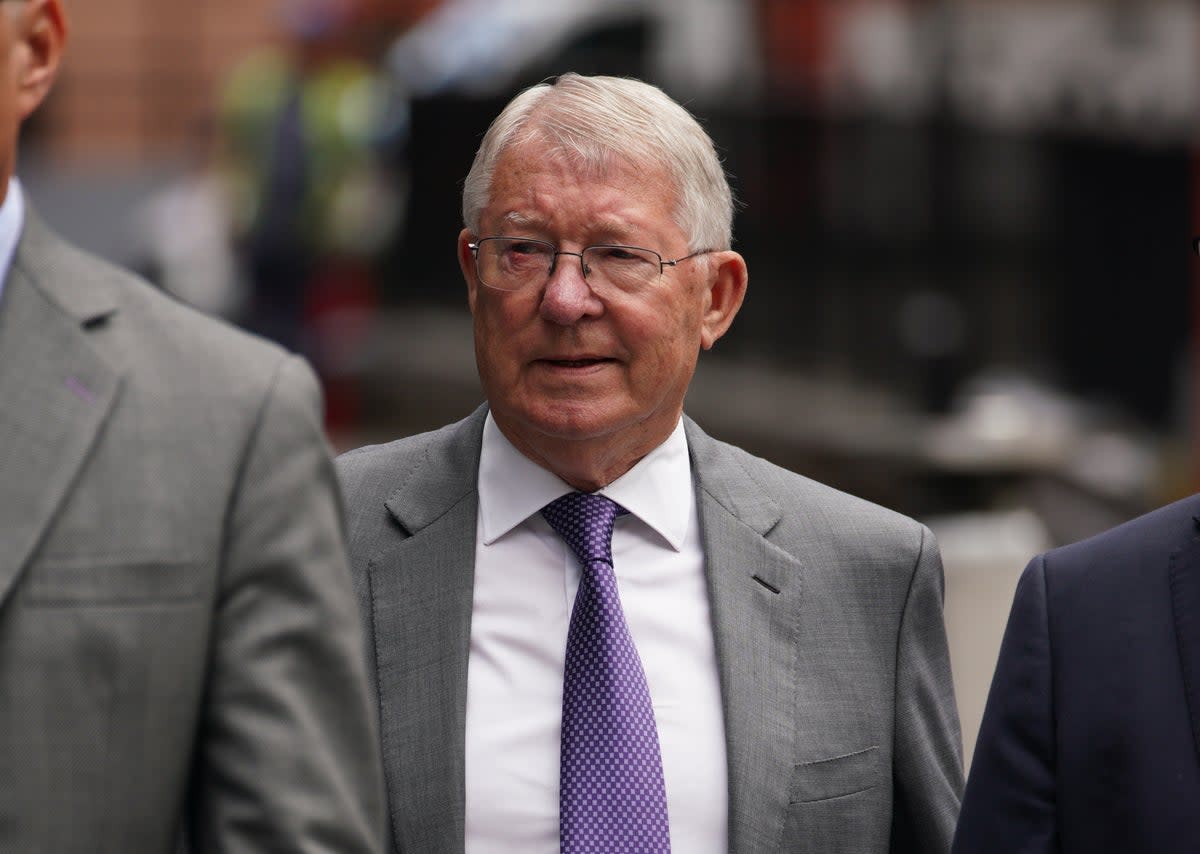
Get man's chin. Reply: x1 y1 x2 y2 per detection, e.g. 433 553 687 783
491 400 635 446
516 409 622 442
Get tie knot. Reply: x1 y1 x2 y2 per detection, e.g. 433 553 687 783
541 492 627 567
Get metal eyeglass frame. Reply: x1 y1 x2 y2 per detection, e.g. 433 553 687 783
468 236 716 289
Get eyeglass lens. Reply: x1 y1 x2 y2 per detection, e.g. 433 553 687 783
477 238 661 292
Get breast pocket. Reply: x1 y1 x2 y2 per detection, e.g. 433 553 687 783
22 558 206 607
789 746 880 803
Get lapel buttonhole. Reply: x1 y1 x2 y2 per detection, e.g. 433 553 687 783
752 574 781 595
65 376 95 405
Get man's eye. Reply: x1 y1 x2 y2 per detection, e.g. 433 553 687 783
596 247 647 263
509 242 546 256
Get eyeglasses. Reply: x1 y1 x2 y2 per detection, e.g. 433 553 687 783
468 236 715 294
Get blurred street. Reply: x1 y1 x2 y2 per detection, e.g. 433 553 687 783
22 0 1200 768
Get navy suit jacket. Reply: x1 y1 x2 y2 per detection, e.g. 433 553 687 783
952 494 1200 853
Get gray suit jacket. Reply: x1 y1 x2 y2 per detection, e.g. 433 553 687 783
338 406 962 853
0 212 386 852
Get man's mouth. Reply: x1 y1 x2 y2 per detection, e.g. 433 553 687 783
545 358 610 368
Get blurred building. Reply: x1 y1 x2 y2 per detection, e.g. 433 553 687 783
33 0 277 159
25 0 1198 513
379 0 1196 490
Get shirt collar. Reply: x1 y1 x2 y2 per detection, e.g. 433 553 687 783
0 177 25 306
478 412 693 551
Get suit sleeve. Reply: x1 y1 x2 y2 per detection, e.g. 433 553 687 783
189 354 387 853
951 555 1057 854
891 524 965 854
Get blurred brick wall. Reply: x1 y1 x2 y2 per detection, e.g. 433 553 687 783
42 0 277 160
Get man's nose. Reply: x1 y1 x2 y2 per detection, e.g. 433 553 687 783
540 251 601 325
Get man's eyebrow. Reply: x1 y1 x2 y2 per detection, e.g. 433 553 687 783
499 211 539 231
588 220 645 245
594 221 639 241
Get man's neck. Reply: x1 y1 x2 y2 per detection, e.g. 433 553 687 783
492 415 679 493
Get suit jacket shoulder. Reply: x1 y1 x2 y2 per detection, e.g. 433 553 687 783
1040 492 1200 593
15 208 291 406
685 417 932 577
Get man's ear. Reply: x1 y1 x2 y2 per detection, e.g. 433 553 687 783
458 229 479 314
12 0 67 122
699 250 747 350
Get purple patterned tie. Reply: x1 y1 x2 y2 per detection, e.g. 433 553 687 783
542 492 671 853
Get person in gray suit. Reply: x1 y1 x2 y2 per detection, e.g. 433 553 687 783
0 1 385 850
338 73 962 853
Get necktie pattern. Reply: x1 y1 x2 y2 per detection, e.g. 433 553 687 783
542 492 671 853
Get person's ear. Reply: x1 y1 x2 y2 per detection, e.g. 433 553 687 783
699 250 747 350
458 229 480 314
12 0 67 121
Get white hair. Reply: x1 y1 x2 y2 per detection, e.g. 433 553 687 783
462 73 734 252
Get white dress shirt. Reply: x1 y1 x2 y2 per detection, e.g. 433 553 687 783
465 413 728 853
0 178 26 307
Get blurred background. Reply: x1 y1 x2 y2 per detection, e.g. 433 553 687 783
25 0 1200 767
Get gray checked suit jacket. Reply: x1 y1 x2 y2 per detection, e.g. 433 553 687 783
337 405 963 854
0 211 386 852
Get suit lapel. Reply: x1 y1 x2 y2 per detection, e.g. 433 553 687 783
1169 511 1200 765
687 418 805 852
0 216 121 608
369 410 486 854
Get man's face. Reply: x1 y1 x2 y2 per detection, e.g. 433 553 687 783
459 138 745 484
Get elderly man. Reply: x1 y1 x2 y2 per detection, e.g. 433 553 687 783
0 1 384 850
339 73 962 853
